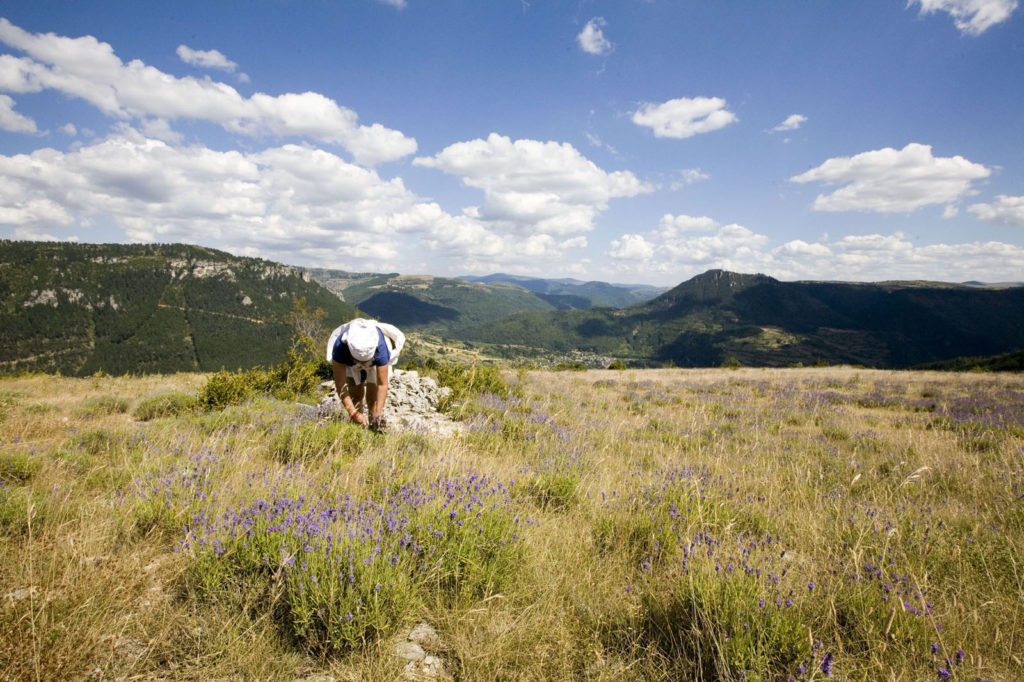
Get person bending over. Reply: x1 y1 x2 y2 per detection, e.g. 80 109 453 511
326 318 405 430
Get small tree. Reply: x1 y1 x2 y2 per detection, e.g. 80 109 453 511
287 296 328 362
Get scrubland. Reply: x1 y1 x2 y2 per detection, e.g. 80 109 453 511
1 367 1022 681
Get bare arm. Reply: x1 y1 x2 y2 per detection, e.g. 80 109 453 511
371 364 389 421
332 361 367 426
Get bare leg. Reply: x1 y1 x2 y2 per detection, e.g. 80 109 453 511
364 383 379 418
348 380 366 416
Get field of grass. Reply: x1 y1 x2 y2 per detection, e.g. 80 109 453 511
1 367 1022 680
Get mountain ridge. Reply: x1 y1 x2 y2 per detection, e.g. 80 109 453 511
1 241 357 375
6 241 1023 372
457 269 1024 368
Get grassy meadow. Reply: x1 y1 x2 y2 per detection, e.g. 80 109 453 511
1 367 1022 680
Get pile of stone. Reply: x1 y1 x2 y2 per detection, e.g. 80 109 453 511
393 622 452 680
319 369 463 437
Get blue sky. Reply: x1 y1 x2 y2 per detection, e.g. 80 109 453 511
0 0 1022 286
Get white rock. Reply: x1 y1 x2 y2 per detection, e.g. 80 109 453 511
408 622 441 649
395 640 426 661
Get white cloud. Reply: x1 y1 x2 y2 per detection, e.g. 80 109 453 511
11 226 78 242
60 122 77 136
0 130 608 275
578 17 613 55
413 133 652 237
969 194 1024 226
789 143 990 212
0 93 37 133
176 45 239 72
772 114 807 132
608 233 654 260
632 96 737 139
658 224 770 265
135 118 183 144
657 213 719 237
663 169 710 190
377 0 408 8
603 213 1024 283
0 19 415 165
772 239 833 258
910 0 1018 36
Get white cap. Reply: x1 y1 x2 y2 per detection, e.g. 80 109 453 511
345 320 378 362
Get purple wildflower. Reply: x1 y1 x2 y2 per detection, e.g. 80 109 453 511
819 652 833 675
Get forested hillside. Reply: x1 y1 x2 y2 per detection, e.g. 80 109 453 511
304 269 666 334
458 270 1024 368
307 271 558 330
458 273 666 308
1 241 356 375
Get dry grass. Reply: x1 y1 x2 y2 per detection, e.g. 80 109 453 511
2 367 1022 680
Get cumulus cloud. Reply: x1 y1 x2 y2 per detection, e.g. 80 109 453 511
772 114 807 132
0 19 414 165
177 45 239 72
789 143 990 213
632 96 737 139
969 194 1024 226
0 93 37 133
578 17 613 55
910 0 1018 36
603 213 1024 283
608 213 769 272
414 133 652 237
657 213 719 237
608 234 654 260
0 130 607 274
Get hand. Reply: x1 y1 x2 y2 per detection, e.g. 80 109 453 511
369 415 387 432
349 411 368 426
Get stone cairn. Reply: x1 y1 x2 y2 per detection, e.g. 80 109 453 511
319 369 463 437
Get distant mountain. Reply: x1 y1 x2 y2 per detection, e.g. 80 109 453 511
456 269 1024 369
340 274 554 327
458 273 666 308
302 270 655 332
1 241 356 375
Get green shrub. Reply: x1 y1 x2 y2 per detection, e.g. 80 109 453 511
607 359 627 370
132 391 199 420
70 428 120 456
529 470 581 510
24 402 58 415
198 350 330 411
432 362 510 414
639 570 809 680
198 368 262 410
0 450 42 483
552 361 588 371
74 395 130 418
0 391 22 421
0 485 48 537
268 420 367 463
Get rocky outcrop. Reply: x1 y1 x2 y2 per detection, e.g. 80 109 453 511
319 369 463 437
